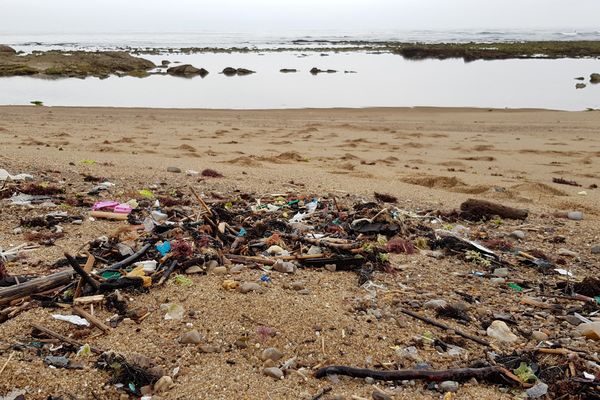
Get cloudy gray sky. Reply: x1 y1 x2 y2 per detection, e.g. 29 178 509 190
1 0 597 33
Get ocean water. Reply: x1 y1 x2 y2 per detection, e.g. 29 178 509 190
0 30 599 110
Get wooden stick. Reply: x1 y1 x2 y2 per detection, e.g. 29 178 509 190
0 351 15 375
0 270 75 307
73 295 105 305
64 253 99 291
315 365 522 385
399 307 490 346
89 211 129 221
72 306 111 333
30 323 103 354
99 241 155 273
189 185 213 217
311 386 332 400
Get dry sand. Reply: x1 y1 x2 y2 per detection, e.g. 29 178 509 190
0 106 599 399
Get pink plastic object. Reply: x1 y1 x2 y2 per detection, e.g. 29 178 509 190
92 201 119 211
114 204 133 214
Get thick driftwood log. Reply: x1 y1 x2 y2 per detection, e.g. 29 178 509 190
460 199 528 220
0 270 74 307
315 365 521 385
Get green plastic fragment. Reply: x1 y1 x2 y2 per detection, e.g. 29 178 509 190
507 282 523 292
172 274 193 286
101 271 122 280
513 362 537 383
595 296 600 305
77 343 92 357
138 189 154 199
80 159 96 165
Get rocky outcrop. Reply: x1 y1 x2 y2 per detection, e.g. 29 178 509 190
0 45 16 54
0 50 155 78
167 64 208 77
222 67 255 76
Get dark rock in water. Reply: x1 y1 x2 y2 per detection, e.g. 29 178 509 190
280 68 297 73
167 64 208 77
576 83 586 89
222 67 237 76
161 60 171 66
310 67 337 74
0 44 16 54
591 73 600 83
222 67 256 76
575 76 585 80
344 70 357 73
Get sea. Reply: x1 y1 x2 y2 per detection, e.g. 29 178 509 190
1 29 599 110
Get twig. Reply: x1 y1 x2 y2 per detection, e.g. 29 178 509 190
30 323 103 354
99 241 155 272
64 253 99 291
315 365 521 385
189 185 213 217
399 307 490 346
72 306 111 333
0 351 15 375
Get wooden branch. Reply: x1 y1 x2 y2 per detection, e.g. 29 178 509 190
99 241 155 272
72 306 111 333
89 211 129 220
315 365 521 385
460 199 528 220
399 307 490 346
158 260 179 285
279 233 361 250
73 295 105 306
0 270 75 307
30 323 103 354
65 253 99 291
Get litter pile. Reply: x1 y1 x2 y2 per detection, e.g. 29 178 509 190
0 167 599 399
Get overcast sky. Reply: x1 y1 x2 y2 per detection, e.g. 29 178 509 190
1 0 597 33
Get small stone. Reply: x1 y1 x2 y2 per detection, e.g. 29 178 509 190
567 211 583 220
487 320 519 343
120 394 129 400
238 282 266 294
564 315 582 326
199 344 219 353
154 376 174 393
438 381 459 393
273 260 296 274
531 331 549 341
324 264 336 272
558 248 578 257
263 367 284 379
575 322 600 341
297 288 311 295
44 356 69 368
12 227 22 234
307 245 322 255
372 390 391 400
140 385 153 396
222 279 240 290
365 377 375 384
205 260 219 270
166 166 181 173
291 281 305 291
185 265 202 274
211 266 227 275
180 329 203 344
260 347 284 362
526 382 549 398
229 264 245 274
509 230 526 240
490 277 506 284
423 299 448 310
493 268 509 278
590 245 600 255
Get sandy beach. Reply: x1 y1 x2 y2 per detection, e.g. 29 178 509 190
1 106 599 399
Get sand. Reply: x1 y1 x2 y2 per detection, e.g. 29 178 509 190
0 106 599 399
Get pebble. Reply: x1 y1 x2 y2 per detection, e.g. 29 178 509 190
509 230 526 240
531 331 549 341
575 322 600 340
423 299 448 310
211 266 228 275
297 288 311 295
44 356 69 368
438 381 459 393
260 347 284 362
222 280 240 290
185 265 202 274
493 268 509 278
558 248 578 257
199 344 219 353
526 382 549 398
563 315 581 326
263 367 284 379
591 245 600 254
324 264 336 272
365 377 375 384
487 320 519 343
180 330 203 344
154 376 174 393
273 260 296 274
12 227 22 234
238 282 266 294
490 277 506 284
291 281 305 291
166 166 181 173
372 390 391 400
567 211 583 220
205 260 219 270
229 264 245 274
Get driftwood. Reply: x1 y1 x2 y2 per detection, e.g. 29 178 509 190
65 253 100 291
0 276 34 287
399 307 490 346
315 365 521 385
0 269 75 307
460 198 528 220
72 306 111 333
30 322 103 354
100 241 155 272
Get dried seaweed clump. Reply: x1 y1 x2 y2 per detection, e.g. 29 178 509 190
201 169 224 178
374 192 398 203
386 238 416 254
